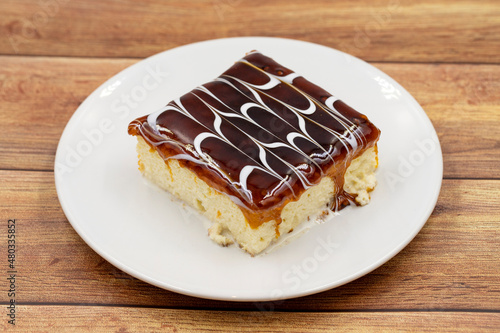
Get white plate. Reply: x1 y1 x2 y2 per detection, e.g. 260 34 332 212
55 37 443 302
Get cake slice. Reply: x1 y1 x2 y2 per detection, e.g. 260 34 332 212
128 51 381 255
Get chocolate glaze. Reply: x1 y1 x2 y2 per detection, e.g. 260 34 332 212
128 51 380 228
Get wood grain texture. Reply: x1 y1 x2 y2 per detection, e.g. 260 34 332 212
0 56 136 171
1 0 499 63
1 0 499 330
1 170 499 310
1 56 499 177
378 63 500 179
2 306 499 332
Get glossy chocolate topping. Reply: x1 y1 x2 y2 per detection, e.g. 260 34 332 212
128 51 380 228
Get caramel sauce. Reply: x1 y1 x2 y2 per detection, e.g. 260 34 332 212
128 51 380 229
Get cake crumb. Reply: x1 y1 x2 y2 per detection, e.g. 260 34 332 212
317 210 329 223
208 223 234 246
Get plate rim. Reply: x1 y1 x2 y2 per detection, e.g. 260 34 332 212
54 36 443 302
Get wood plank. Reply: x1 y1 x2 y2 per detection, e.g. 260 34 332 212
2 306 499 332
1 57 499 178
1 170 499 310
1 0 499 63
377 63 500 179
0 56 137 171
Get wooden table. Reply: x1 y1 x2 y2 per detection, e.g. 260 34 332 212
1 0 499 331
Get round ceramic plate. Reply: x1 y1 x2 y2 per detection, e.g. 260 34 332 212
55 37 443 302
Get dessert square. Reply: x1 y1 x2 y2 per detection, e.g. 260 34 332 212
128 51 380 255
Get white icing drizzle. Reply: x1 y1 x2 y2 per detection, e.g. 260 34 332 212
136 52 372 206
